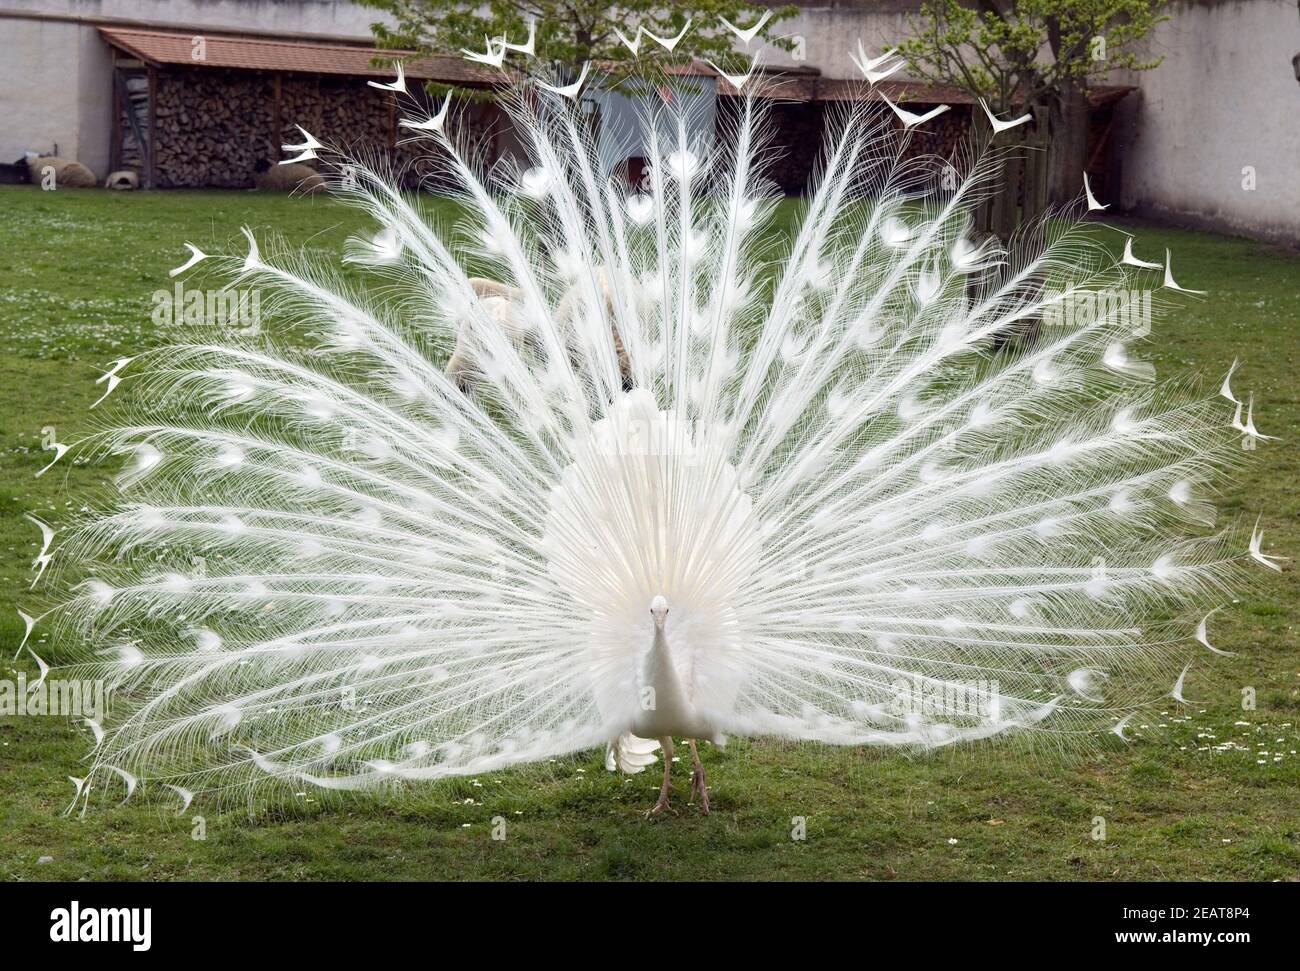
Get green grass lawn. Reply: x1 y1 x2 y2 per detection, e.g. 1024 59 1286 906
0 185 1296 881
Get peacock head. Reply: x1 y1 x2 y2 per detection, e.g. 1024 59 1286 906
649 595 669 630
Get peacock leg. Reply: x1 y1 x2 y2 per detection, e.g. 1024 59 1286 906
647 736 673 816
688 739 709 814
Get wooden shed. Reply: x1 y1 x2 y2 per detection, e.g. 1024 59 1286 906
99 23 1133 203
100 26 505 189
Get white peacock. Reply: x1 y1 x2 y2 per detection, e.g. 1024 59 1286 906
33 39 1274 818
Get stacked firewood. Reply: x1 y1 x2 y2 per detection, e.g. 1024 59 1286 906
145 68 558 191
154 72 276 188
896 103 972 163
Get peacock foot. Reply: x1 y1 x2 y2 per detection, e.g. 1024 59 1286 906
646 795 674 818
690 764 710 814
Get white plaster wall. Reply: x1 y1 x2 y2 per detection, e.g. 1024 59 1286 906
75 16 116 176
1112 0 1300 242
0 0 390 178
756 3 913 78
0 19 86 165
0 0 381 37
774 1 1300 242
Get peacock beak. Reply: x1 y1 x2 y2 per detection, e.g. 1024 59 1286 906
650 595 669 630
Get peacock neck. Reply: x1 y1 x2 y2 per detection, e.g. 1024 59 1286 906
642 624 689 723
647 625 676 682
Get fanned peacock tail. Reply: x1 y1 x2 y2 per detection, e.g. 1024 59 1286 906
27 50 1275 812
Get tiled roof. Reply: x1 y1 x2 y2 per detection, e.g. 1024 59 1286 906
728 71 1134 107
813 76 976 104
99 27 499 85
98 26 1135 106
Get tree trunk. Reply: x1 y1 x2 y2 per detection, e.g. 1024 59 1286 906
1048 79 1089 205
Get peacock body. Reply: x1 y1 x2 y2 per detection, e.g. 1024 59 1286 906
30 39 1275 815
